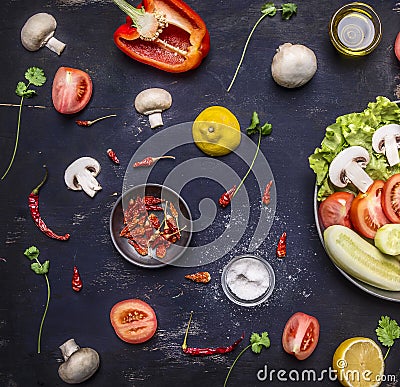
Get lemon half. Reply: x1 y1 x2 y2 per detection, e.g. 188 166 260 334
192 106 241 157
332 337 384 387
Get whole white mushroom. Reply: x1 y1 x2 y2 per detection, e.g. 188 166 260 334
271 43 317 88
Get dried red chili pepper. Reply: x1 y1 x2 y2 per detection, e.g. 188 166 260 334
133 155 175 167
219 185 237 208
182 312 244 356
262 180 273 206
148 213 161 229
72 265 83 292
146 204 164 211
29 169 70 241
75 114 116 127
113 0 210 73
276 232 287 258
107 148 120 164
185 271 211 283
144 196 164 205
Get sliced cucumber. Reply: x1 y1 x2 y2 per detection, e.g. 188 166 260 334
324 225 400 291
375 224 400 256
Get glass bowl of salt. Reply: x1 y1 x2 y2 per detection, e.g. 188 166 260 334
221 254 275 307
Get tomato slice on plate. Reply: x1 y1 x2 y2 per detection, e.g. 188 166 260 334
382 174 400 223
350 180 390 239
52 67 93 114
318 191 354 229
282 312 320 360
110 299 157 344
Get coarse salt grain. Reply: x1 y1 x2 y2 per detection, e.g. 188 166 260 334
226 257 271 300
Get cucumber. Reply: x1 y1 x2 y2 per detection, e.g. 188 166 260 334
323 225 400 291
375 224 400 256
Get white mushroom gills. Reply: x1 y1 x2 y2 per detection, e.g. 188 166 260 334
64 157 102 197
329 146 373 193
134 88 172 128
372 124 400 167
21 13 66 55
58 339 100 384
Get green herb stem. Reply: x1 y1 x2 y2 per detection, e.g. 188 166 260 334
37 272 50 354
383 347 390 361
113 0 146 25
227 14 268 93
223 344 252 387
1 94 25 180
231 129 262 198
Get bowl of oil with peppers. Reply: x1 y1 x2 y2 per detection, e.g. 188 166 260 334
329 2 382 57
110 184 192 268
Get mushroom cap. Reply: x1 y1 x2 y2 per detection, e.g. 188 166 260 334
64 157 101 191
329 146 370 187
134 88 172 115
21 13 57 52
372 124 400 153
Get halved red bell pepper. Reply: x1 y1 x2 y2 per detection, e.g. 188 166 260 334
113 0 210 73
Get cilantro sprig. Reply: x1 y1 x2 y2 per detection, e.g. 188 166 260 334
376 315 400 360
227 2 297 92
2 67 46 180
24 246 51 354
224 331 270 387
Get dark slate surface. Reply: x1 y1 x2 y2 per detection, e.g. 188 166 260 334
1 0 400 386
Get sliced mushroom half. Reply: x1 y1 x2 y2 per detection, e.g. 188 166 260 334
372 124 400 167
64 157 102 197
134 88 172 128
329 146 373 193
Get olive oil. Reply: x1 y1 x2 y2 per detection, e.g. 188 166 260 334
329 3 382 56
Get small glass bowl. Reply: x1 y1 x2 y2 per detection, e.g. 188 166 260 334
329 2 382 56
221 255 275 307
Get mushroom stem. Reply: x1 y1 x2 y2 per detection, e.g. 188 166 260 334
148 112 163 128
343 160 373 193
45 36 66 55
59 338 80 361
384 134 400 166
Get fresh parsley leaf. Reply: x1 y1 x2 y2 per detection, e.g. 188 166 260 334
260 122 273 135
281 3 297 20
376 316 400 347
15 82 27 96
25 67 46 87
261 2 277 16
31 260 50 275
24 246 40 260
250 331 271 354
246 111 273 136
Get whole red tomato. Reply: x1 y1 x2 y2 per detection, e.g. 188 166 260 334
52 67 93 114
395 32 400 61
282 312 320 360
110 299 157 344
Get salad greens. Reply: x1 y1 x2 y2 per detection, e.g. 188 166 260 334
309 97 400 200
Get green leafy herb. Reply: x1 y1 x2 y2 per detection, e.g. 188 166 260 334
2 67 46 180
376 315 400 360
24 246 51 354
227 2 297 92
224 331 270 387
229 112 272 201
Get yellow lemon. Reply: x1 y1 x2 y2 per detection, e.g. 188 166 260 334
192 106 241 156
332 337 384 387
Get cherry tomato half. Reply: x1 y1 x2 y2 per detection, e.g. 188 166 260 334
318 191 355 229
282 312 320 360
382 174 400 223
349 180 390 239
52 67 93 114
395 32 400 62
110 299 157 344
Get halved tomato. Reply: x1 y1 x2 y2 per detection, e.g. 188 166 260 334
350 180 390 239
52 67 93 114
318 191 355 229
110 299 157 344
282 312 320 360
382 174 400 223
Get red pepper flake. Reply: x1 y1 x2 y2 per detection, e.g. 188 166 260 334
72 265 83 292
107 148 120 164
276 232 287 258
75 114 116 127
182 312 244 356
28 168 70 241
219 185 236 208
262 180 273 206
185 272 211 283
133 155 175 168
